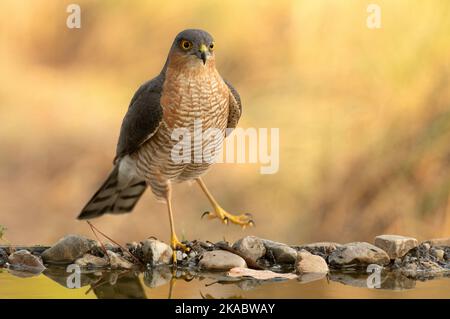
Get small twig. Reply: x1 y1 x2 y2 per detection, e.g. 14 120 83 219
86 221 110 263
86 221 143 266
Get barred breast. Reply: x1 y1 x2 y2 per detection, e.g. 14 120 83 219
133 65 230 200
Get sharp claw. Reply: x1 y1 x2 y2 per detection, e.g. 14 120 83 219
201 211 210 219
249 220 255 227
223 217 228 225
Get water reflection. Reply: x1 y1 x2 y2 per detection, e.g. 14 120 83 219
3 265 449 298
329 270 416 290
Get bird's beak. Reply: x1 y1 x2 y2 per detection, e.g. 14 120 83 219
198 44 208 65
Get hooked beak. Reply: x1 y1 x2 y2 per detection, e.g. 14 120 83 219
198 44 208 65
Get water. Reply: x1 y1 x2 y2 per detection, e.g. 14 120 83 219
0 267 449 299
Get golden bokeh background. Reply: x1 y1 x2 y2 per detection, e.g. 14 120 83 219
0 0 449 247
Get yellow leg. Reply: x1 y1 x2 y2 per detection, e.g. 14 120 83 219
165 191 189 264
196 177 254 228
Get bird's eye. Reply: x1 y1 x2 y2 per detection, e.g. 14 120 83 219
209 42 215 50
180 40 193 50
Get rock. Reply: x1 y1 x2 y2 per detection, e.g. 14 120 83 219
262 240 297 264
126 241 141 251
374 235 418 259
422 243 431 250
107 251 134 270
431 248 445 261
295 242 342 259
189 251 197 258
232 236 266 262
141 239 173 265
328 242 390 268
0 248 8 267
400 260 446 278
296 250 329 274
75 254 108 268
8 250 45 274
41 235 95 264
199 250 247 271
425 238 450 247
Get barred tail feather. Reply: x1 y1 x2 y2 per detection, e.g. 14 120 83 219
77 165 147 220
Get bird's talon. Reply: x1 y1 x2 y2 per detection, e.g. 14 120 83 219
201 211 210 219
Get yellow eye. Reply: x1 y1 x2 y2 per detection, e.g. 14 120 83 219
209 42 215 50
180 39 193 50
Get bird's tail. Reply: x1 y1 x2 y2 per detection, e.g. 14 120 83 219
77 165 147 220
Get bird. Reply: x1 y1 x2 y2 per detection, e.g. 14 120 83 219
77 29 253 262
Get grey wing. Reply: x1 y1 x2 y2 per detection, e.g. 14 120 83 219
224 79 242 129
114 75 164 163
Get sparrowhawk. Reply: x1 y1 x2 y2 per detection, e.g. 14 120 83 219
78 29 253 262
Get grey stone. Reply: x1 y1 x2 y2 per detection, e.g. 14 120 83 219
0 248 8 267
296 250 329 274
262 239 297 264
431 248 445 261
107 251 134 270
8 250 45 274
295 242 342 259
188 251 197 258
199 250 247 271
176 250 183 261
104 243 121 253
400 260 446 278
141 239 173 265
232 236 266 261
374 235 418 259
328 242 390 268
75 254 108 268
127 241 140 250
41 235 95 264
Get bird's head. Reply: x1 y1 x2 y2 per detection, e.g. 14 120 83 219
167 29 216 69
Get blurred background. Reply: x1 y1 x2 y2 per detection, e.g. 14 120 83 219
0 0 449 247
